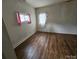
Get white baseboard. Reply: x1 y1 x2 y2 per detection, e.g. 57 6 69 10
38 30 77 35
13 32 36 49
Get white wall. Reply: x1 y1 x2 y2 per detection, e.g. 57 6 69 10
36 0 77 34
2 20 17 59
3 0 36 48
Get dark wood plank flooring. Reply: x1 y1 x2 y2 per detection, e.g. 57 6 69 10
15 32 77 59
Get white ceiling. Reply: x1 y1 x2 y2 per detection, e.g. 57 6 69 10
26 0 69 8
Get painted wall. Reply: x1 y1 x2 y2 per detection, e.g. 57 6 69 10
36 0 77 34
2 20 17 59
3 0 36 48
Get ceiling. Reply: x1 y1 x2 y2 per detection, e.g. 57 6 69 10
26 0 69 8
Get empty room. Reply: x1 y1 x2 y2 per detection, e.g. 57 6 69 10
2 0 77 59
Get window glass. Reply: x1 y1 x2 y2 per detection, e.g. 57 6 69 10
20 13 29 23
39 13 47 26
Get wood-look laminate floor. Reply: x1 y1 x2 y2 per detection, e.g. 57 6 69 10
15 32 77 59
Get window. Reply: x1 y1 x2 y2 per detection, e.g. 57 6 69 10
20 13 31 23
16 12 31 25
38 13 47 26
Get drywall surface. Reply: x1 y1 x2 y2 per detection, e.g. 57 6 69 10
36 0 77 34
2 20 17 59
3 0 36 48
